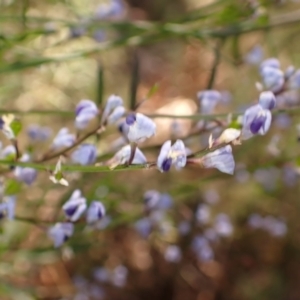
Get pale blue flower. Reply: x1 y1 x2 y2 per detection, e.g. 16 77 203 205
93 30 106 43
86 201 106 224
71 144 97 165
258 91 276 110
111 265 128 287
241 104 272 140
289 69 300 89
101 95 123 124
284 65 295 79
0 196 16 220
244 45 263 65
5 196 16 220
107 106 126 125
158 193 173 210
135 217 152 238
95 0 125 20
27 124 52 141
125 113 156 143
14 154 37 185
157 139 186 172
197 90 222 114
260 58 281 71
201 145 235 175
196 204 210 224
192 236 214 261
94 267 110 283
75 99 99 129
262 216 287 237
0 145 16 160
52 128 76 150
144 190 161 210
109 145 146 168
62 190 87 222
248 213 263 229
214 213 233 237
164 245 182 263
260 66 284 92
48 222 74 248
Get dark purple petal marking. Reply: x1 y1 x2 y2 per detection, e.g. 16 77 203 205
63 235 70 242
250 115 266 134
75 103 87 116
65 205 78 217
0 118 4 129
126 114 136 125
162 158 172 172
98 208 104 219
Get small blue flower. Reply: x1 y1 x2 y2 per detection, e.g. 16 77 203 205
197 90 222 114
192 235 214 261
157 139 187 172
93 30 106 43
86 201 106 224
242 104 272 139
135 217 152 238
111 265 128 287
196 204 210 225
107 106 126 125
94 0 125 20
125 113 156 143
0 196 16 220
258 91 276 110
201 145 235 175
27 124 52 141
144 190 161 210
94 267 110 283
71 144 97 165
248 213 263 229
158 193 173 210
289 69 300 89
164 245 182 263
260 58 281 71
244 45 263 65
0 145 16 160
14 154 37 185
5 196 16 220
62 190 87 222
75 100 99 129
109 145 147 168
262 216 287 237
214 213 233 237
52 128 76 150
260 66 284 92
101 95 124 124
48 222 74 248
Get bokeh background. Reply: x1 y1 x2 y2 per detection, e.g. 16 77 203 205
1 0 300 299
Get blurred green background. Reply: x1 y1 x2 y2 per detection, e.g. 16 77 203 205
1 0 300 299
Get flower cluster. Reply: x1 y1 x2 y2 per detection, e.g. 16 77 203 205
248 214 287 237
0 54 298 256
241 91 276 140
48 190 106 247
